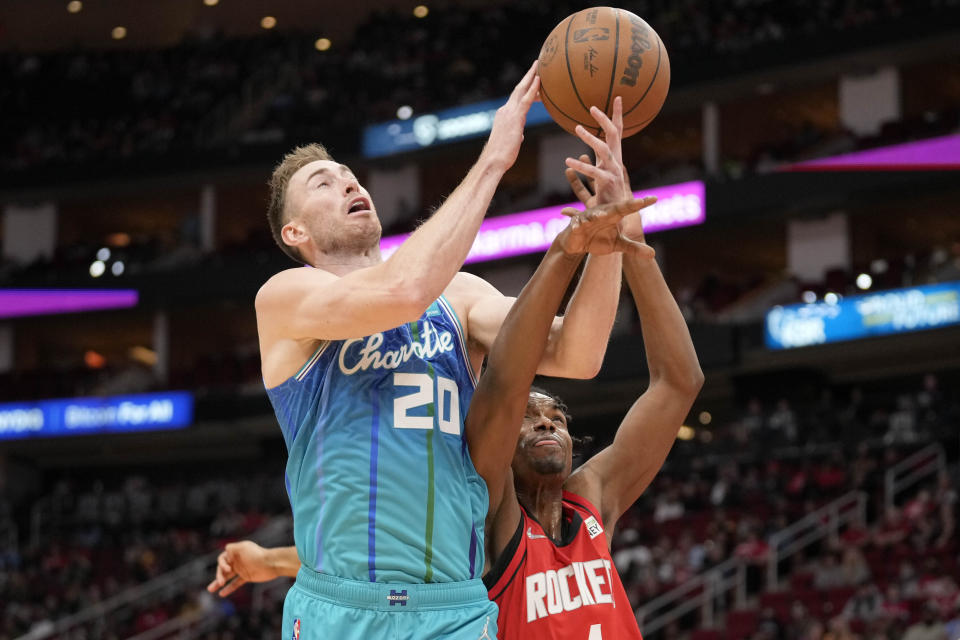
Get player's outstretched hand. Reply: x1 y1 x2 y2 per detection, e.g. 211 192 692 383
558 197 657 257
206 540 275 597
564 96 631 207
483 60 540 172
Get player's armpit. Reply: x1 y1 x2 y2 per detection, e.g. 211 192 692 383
572 381 699 533
256 264 433 342
484 470 523 568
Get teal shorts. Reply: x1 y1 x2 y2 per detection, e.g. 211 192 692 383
282 567 499 640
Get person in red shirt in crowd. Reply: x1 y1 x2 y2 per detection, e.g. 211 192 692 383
904 489 933 523
207 102 704 640
814 451 847 494
916 558 960 616
879 584 911 622
873 506 911 550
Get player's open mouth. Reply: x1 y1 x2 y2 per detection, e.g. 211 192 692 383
347 197 371 215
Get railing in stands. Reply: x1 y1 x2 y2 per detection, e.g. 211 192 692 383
884 442 946 511
637 557 747 636
766 490 867 589
637 490 867 637
125 606 218 640
15 516 292 640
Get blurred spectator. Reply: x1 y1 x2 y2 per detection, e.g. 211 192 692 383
843 581 885 621
839 547 871 586
814 552 847 590
767 399 799 444
943 600 960 640
880 584 911 623
653 488 686 523
902 602 948 640
823 616 860 640
873 507 910 550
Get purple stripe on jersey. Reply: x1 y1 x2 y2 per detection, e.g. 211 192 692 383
367 391 381 582
468 525 478 578
315 417 325 573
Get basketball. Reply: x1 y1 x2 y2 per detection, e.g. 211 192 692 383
537 6 670 138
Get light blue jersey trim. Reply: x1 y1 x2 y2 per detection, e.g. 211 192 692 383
295 341 330 381
437 295 477 388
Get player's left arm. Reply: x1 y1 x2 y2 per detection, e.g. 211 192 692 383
565 216 703 537
206 542 300 597
467 99 634 380
467 198 654 511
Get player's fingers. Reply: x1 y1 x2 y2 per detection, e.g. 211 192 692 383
565 168 593 205
609 195 656 214
218 576 246 598
560 206 582 218
589 106 620 145
512 60 538 99
573 125 612 161
601 197 652 218
206 578 220 593
579 154 599 194
217 553 234 580
564 157 610 183
521 75 540 107
612 96 624 136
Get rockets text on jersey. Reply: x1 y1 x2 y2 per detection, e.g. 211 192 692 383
484 491 643 640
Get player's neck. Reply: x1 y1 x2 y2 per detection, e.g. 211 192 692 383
517 480 565 541
311 246 383 276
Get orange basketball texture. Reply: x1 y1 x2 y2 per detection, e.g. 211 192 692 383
537 7 670 138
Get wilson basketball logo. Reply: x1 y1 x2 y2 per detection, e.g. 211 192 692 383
620 15 654 87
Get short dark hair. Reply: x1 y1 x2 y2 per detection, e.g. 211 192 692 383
267 143 334 264
529 386 593 455
530 385 572 422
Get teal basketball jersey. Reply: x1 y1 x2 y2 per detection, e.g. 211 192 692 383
266 296 487 584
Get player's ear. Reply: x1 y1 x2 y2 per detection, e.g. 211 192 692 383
281 219 308 249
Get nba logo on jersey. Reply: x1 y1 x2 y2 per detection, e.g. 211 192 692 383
292 618 300 640
584 515 603 539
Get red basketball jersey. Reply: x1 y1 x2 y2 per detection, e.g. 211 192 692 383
484 491 642 640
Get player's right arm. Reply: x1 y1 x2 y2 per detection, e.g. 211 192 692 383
565 212 703 542
467 199 650 531
256 62 540 343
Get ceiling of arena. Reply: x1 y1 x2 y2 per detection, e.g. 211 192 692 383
0 0 492 52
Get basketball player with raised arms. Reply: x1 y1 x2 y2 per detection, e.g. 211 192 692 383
470 98 704 640
253 57 648 639
212 98 700 639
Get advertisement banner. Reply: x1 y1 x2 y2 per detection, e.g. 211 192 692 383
0 289 138 319
380 180 705 264
785 134 960 171
765 281 960 350
0 391 193 441
363 97 554 158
